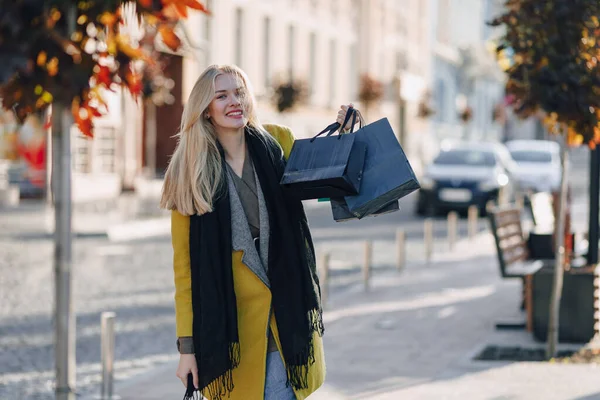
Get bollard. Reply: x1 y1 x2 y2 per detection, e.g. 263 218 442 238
396 229 406 272
424 219 433 263
447 211 458 251
468 205 478 240
101 312 116 400
318 252 330 308
363 241 372 291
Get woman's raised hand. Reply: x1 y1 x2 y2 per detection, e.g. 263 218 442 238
336 103 357 132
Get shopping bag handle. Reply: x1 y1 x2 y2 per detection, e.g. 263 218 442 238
310 106 356 142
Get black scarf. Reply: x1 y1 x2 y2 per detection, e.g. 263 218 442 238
184 127 324 400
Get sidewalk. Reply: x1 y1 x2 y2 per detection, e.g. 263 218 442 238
117 233 600 400
0 194 331 242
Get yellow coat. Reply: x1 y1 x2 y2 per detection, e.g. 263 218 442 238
171 124 325 400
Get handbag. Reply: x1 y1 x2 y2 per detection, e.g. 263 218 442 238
280 111 367 200
330 198 400 222
340 109 420 218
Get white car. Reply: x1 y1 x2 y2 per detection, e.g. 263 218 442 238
505 140 561 193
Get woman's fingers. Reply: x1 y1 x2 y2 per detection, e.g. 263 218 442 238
192 368 199 390
337 103 356 129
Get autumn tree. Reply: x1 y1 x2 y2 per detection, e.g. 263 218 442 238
490 0 600 358
0 1 209 398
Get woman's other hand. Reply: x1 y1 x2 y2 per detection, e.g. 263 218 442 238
336 103 357 132
176 354 199 389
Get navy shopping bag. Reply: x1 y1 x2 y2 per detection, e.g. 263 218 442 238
280 112 367 200
330 198 400 222
340 113 420 219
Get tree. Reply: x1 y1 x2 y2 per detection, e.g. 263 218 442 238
0 1 209 398
490 0 600 359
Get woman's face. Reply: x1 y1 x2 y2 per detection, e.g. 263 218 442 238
207 73 249 134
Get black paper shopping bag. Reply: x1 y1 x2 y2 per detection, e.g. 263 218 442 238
330 198 400 222
342 116 420 218
280 115 366 200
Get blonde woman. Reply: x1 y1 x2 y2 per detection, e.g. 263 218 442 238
160 64 355 400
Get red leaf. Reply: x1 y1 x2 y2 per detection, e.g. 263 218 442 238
126 72 143 98
183 0 210 14
95 65 113 87
158 25 181 51
72 100 94 138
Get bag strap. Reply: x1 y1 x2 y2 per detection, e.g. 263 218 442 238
310 106 356 142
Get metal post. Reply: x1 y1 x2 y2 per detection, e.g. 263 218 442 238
53 102 76 400
447 211 458 251
318 252 330 308
101 312 116 400
588 147 599 265
144 100 157 177
396 229 406 272
363 241 372 291
54 7 77 398
468 205 478 240
424 219 433 263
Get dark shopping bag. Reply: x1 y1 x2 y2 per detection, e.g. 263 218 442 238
330 198 399 222
342 113 420 218
280 112 367 200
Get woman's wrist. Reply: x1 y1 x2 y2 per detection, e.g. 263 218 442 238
176 337 195 354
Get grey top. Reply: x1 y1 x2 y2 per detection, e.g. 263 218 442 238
178 148 278 354
228 150 260 239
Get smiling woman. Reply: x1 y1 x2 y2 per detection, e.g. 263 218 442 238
158 64 355 400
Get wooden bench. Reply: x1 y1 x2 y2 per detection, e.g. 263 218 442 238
488 205 546 331
489 205 545 278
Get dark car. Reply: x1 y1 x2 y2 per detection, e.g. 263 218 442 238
416 143 516 215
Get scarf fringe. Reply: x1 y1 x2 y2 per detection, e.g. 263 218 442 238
285 308 325 390
183 342 241 400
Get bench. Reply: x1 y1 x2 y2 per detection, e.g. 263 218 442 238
489 205 545 278
488 205 546 331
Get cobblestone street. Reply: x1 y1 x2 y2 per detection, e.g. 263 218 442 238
0 232 178 399
0 200 455 399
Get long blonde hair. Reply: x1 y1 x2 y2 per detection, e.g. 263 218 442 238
160 64 268 216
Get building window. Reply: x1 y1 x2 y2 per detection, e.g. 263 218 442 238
331 0 338 20
351 0 360 25
396 51 407 71
234 8 243 67
310 0 318 14
435 79 446 122
288 25 295 80
309 32 316 95
263 16 271 88
350 43 357 99
329 39 336 105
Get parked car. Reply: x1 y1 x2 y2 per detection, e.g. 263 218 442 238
505 140 561 194
416 142 517 215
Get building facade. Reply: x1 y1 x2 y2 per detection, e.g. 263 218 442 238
72 0 514 199
429 0 505 149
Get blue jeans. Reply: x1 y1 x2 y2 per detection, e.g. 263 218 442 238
264 351 296 400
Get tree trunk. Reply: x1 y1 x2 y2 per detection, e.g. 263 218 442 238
546 143 569 359
54 7 77 398
52 102 76 399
